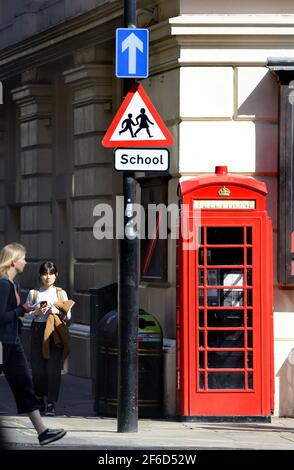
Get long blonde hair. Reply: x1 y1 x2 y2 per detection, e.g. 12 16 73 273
0 243 26 277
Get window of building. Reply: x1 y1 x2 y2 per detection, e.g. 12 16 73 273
140 176 169 283
268 59 294 284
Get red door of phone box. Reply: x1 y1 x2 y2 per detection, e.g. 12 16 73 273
176 166 274 420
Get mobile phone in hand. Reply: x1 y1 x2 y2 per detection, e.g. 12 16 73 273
40 301 47 308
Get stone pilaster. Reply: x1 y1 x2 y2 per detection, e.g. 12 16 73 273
11 72 53 288
64 62 115 378
64 63 115 317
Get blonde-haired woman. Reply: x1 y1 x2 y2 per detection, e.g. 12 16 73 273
0 243 66 446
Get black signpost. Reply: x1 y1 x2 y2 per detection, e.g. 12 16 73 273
107 0 171 432
117 0 139 433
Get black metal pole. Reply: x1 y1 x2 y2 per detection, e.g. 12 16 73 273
124 0 136 28
117 0 138 433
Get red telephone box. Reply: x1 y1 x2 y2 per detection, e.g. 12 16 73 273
177 166 274 420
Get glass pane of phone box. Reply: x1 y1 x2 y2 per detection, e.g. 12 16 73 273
205 290 244 307
207 270 244 307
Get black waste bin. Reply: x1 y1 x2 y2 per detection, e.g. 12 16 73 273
89 283 118 407
96 308 163 418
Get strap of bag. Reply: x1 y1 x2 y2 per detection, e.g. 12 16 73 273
33 289 39 304
32 287 63 304
56 287 63 301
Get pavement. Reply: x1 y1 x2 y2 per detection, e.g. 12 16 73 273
1 372 294 463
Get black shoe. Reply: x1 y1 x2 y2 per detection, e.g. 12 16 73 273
44 402 55 417
38 428 66 446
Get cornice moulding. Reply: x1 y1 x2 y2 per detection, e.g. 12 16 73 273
168 14 294 37
63 64 112 84
11 84 52 103
169 14 294 25
4 12 294 79
0 3 122 79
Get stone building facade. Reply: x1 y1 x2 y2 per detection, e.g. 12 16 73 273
0 0 294 416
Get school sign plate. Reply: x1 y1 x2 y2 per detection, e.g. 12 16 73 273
114 148 169 171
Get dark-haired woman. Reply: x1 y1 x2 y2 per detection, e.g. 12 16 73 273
25 261 72 417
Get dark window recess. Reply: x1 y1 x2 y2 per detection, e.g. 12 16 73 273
206 227 244 245
198 289 204 306
199 372 204 389
199 351 205 368
198 310 204 327
247 248 252 265
247 289 252 306
247 351 253 369
140 177 168 282
208 331 244 348
267 61 294 284
247 330 253 348
247 310 253 327
198 248 204 265
247 268 252 285
208 351 244 369
207 248 244 265
208 372 245 390
248 372 253 389
207 310 244 327
199 331 205 348
246 227 252 244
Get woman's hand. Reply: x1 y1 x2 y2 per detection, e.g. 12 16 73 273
34 305 48 316
22 301 34 313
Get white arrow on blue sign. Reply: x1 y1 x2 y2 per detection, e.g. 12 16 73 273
116 28 149 78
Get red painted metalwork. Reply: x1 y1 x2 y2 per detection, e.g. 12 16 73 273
177 167 274 418
142 210 163 277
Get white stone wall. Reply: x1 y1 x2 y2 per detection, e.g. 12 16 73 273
178 66 278 174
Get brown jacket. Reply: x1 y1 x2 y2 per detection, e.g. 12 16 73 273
42 313 70 360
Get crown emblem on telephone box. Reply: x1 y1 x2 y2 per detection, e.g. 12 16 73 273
218 186 231 197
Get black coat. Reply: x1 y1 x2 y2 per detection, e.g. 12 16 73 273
0 278 24 344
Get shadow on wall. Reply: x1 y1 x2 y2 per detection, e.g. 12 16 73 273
238 72 279 173
277 348 294 417
237 72 278 119
237 71 279 230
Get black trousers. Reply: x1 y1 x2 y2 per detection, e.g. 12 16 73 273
2 341 39 414
31 322 63 403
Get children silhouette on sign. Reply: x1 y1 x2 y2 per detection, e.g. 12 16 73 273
119 113 136 138
118 108 154 138
134 108 154 137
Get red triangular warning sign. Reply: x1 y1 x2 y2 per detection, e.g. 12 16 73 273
102 83 174 148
